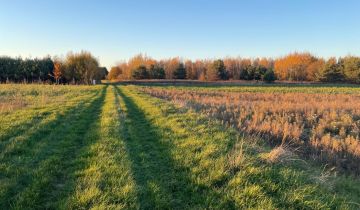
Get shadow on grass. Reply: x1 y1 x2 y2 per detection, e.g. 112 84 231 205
0 90 100 145
114 86 236 209
0 110 52 144
0 86 107 209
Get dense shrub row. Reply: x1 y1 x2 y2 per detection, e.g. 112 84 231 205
0 51 108 84
109 53 360 83
0 57 54 83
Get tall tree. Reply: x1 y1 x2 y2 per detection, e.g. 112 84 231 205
131 65 148 79
108 66 122 80
274 52 318 81
52 61 62 84
185 60 197 80
208 59 228 81
341 56 360 83
161 57 180 79
149 64 165 79
173 63 187 79
263 69 276 82
64 51 99 84
316 58 344 82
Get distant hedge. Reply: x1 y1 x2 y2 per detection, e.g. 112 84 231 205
0 57 53 83
0 51 108 84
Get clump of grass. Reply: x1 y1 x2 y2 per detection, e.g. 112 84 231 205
312 165 336 190
227 137 246 173
264 145 295 164
0 92 26 113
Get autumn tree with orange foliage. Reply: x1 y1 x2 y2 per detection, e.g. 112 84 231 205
224 58 241 79
274 52 320 81
258 57 274 69
50 61 62 84
160 57 181 79
185 60 196 80
108 66 122 80
306 59 325 81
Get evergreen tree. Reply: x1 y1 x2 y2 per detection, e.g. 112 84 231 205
149 64 165 79
132 65 148 79
316 58 344 82
340 56 360 83
208 59 228 81
173 63 186 79
262 69 276 83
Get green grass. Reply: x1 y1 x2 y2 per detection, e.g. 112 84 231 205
139 83 360 94
0 84 359 209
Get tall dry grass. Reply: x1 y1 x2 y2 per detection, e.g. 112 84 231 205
141 87 360 174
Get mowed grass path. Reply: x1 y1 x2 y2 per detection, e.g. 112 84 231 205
0 84 359 209
0 86 107 209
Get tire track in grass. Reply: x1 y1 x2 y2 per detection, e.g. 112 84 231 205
66 85 138 209
0 88 100 133
0 91 101 160
116 86 236 209
0 90 100 150
0 86 107 209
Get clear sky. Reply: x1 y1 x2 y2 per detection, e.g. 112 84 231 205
1 0 360 69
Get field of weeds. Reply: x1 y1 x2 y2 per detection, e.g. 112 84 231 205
141 85 360 174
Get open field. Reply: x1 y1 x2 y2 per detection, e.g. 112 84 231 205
141 84 360 174
0 84 360 209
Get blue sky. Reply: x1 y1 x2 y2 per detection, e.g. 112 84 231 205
1 0 360 69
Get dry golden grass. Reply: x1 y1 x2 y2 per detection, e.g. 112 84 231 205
0 94 27 113
264 145 295 164
226 138 246 173
141 86 360 173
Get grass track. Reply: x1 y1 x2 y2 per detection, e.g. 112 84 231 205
0 86 107 209
0 84 359 209
116 86 235 209
68 85 138 209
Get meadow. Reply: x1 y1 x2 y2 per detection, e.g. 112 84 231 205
0 83 360 209
141 84 360 174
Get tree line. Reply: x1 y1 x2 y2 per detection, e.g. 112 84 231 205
2 51 359 84
0 51 108 84
109 53 360 83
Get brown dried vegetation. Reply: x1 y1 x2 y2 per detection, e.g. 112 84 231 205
141 87 360 174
